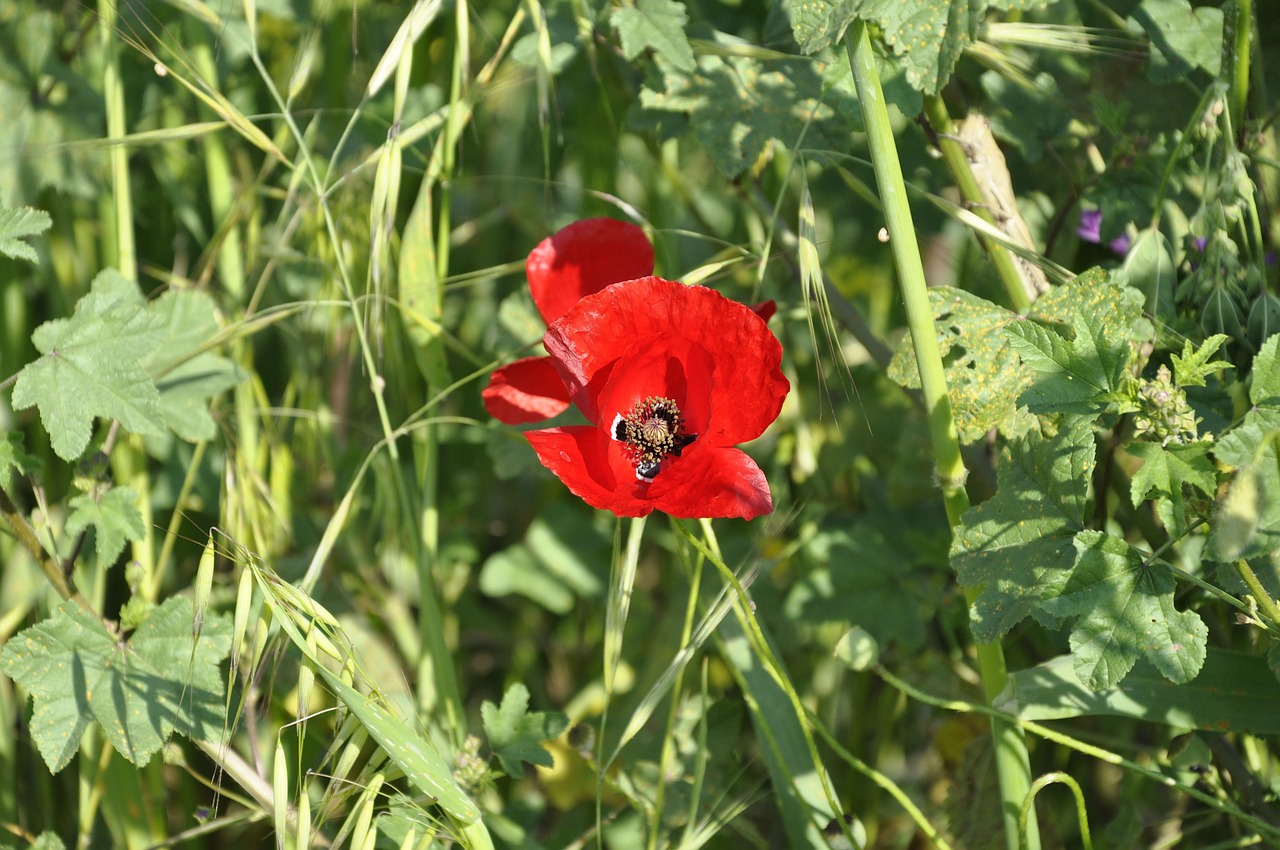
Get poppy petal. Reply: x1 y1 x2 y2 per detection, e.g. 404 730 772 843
482 356 571 425
527 218 655 325
647 442 774 519
545 277 788 445
525 426 655 517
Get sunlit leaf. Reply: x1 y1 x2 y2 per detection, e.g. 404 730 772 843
481 683 568 778
64 487 146 565
0 597 231 772
1043 531 1206 688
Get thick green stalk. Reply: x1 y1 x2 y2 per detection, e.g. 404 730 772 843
845 24 1040 850
921 95 1032 313
99 0 135 282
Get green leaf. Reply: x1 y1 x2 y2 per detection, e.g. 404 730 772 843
789 0 857 54
952 422 1096 642
1170 334 1231 388
1043 531 1206 689
639 52 858 177
481 683 568 778
786 523 933 650
1249 333 1280 406
1127 440 1217 535
1119 228 1176 317
0 204 50 263
979 71 1072 164
141 290 242 441
1000 648 1280 733
0 431 39 489
1006 282 1142 415
1127 0 1223 84
0 597 231 772
887 287 1028 443
11 273 166 460
64 487 146 566
611 0 695 73
1208 464 1280 562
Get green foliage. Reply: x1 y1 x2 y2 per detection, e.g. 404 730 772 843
1127 0 1223 83
611 0 695 73
64 487 145 565
0 204 50 262
953 420 1095 642
639 52 858 177
788 0 1058 94
10 270 240 461
1006 280 1144 416
480 683 569 778
0 597 230 772
0 432 37 489
1045 531 1206 689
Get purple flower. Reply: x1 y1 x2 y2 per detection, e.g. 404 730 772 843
1078 208 1129 256
1078 208 1102 243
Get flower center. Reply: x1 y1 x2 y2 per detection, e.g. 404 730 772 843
611 396 697 482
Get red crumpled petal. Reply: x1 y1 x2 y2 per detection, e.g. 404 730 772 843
527 218 655 325
544 277 789 446
646 442 773 519
525 427 774 519
751 300 777 322
593 334 715 435
481 356 571 425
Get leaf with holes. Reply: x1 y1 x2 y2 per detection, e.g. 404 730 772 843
888 287 1027 442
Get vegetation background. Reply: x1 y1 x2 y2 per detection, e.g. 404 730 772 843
0 0 1278 848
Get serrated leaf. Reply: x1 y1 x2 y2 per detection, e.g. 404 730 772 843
0 597 231 772
1006 282 1142 415
789 0 857 54
0 431 39 489
1044 531 1206 689
639 52 858 177
952 422 1096 641
0 204 50 263
1170 334 1231 388
1213 407 1280 470
481 683 568 778
612 0 695 73
64 487 146 565
1127 440 1216 536
11 274 166 460
888 288 1027 442
1250 333 1280 406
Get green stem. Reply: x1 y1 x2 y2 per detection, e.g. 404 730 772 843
1235 559 1280 628
99 0 135 283
846 23 1039 850
922 95 1032 312
1224 0 1252 137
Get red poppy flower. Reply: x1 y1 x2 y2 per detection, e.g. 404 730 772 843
525 277 789 519
483 218 654 424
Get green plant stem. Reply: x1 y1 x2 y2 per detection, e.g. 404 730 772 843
1022 773 1093 850
876 663 1280 842
922 94 1032 313
0 484 93 615
1224 0 1252 137
99 0 135 282
1235 559 1280 628
845 23 1040 850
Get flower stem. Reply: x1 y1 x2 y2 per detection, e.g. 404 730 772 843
845 23 1040 850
